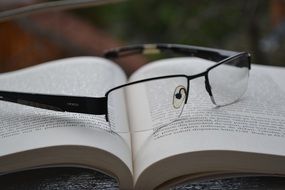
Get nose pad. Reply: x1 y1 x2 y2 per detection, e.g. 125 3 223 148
173 85 187 109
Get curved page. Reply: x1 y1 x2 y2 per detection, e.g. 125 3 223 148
127 58 285 189
0 57 132 189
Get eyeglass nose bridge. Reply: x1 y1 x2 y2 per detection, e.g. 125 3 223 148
185 71 216 105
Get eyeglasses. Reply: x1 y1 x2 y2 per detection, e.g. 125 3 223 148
0 44 251 133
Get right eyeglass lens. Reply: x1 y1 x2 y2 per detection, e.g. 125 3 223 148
208 53 250 106
107 76 188 133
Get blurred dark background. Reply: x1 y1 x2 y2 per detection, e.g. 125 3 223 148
0 0 285 75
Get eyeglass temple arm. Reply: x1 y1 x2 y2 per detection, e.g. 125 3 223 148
104 43 238 62
0 91 107 115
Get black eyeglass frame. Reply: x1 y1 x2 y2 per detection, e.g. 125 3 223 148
0 44 251 122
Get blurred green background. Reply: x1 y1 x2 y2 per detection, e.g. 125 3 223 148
76 0 284 66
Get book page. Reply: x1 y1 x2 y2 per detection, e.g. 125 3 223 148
0 57 133 183
127 58 285 187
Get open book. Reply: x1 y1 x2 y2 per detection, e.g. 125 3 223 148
0 56 284 189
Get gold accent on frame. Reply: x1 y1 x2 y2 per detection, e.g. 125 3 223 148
143 44 160 54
